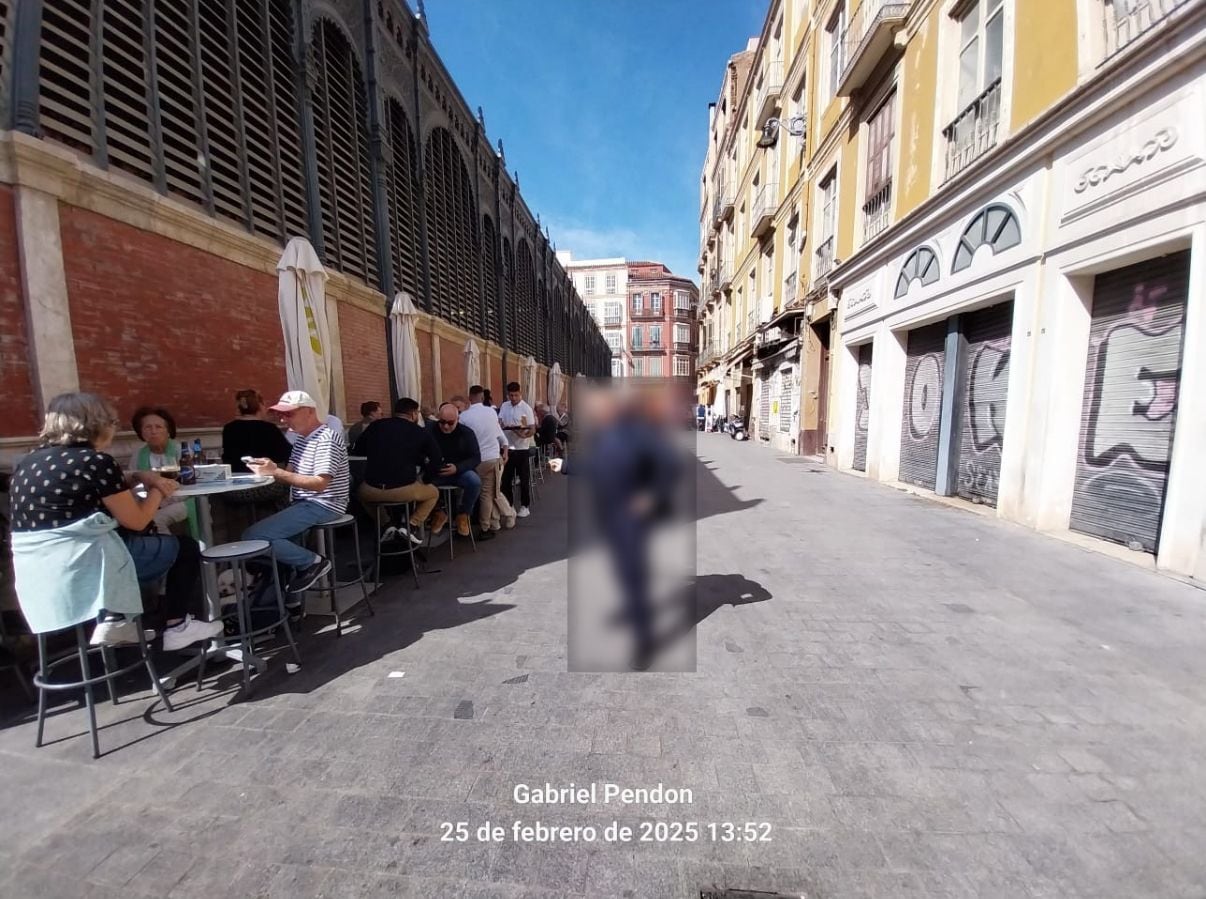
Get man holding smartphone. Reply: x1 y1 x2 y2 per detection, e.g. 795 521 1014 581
243 391 349 594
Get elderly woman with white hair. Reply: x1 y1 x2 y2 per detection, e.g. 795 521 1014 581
8 392 223 650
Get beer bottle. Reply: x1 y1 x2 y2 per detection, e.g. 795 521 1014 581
179 441 196 485
192 438 203 463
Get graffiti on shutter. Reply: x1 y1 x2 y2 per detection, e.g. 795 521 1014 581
899 322 947 490
853 344 873 471
778 367 793 432
954 302 1013 505
757 373 772 439
1069 252 1189 553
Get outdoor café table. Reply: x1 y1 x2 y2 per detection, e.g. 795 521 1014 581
140 475 278 688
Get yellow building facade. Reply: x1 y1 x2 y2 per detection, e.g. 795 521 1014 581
701 0 1206 578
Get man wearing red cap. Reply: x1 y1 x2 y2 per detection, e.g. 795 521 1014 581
244 390 350 594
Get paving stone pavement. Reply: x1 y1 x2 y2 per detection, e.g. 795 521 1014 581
2 435 1205 898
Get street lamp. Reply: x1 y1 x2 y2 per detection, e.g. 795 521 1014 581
757 115 806 149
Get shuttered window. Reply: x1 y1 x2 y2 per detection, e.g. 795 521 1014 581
101 0 155 181
515 239 537 358
311 19 378 286
384 97 420 300
0 1 11 119
424 127 479 331
38 0 94 155
153 0 205 207
266 1 307 241
502 237 516 351
198 0 245 224
481 215 501 344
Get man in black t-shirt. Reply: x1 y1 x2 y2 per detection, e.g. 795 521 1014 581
353 397 444 540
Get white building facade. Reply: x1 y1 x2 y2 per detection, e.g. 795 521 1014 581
829 24 1206 579
559 252 631 378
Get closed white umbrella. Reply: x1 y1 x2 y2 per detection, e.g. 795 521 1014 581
390 291 422 401
547 362 564 408
464 339 481 390
523 355 538 402
276 237 333 419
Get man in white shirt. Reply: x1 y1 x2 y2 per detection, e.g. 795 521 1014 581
497 380 536 518
460 385 513 538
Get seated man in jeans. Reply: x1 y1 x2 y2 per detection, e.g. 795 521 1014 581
244 391 349 594
427 402 481 537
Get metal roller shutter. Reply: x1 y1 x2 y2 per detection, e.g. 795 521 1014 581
899 321 947 490
1069 251 1190 552
853 343 873 471
954 301 1013 506
757 372 771 438
779 367 793 433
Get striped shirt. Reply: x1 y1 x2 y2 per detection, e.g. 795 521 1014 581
288 424 349 513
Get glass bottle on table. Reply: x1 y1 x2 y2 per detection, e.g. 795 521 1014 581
179 441 196 485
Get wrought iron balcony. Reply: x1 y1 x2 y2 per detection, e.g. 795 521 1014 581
838 0 909 96
783 271 799 307
718 263 734 292
755 325 791 349
754 60 784 127
1111 0 1194 55
697 343 718 366
943 78 1002 181
862 180 892 242
711 189 735 225
630 306 666 321
751 182 778 238
814 236 835 279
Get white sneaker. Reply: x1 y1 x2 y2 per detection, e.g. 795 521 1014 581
163 615 224 652
91 618 155 646
517 506 531 518
380 525 398 544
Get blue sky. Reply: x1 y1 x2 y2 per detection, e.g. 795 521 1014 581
425 0 768 285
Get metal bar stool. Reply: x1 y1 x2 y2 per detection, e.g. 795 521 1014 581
306 514 373 637
372 501 422 589
429 485 477 561
34 616 173 759
198 540 300 693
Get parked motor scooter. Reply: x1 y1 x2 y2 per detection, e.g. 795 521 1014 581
726 415 748 441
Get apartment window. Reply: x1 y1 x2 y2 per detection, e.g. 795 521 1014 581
945 0 1005 178
651 292 663 313
611 358 625 377
816 167 837 278
863 91 896 241
605 331 622 353
675 290 690 310
604 302 622 326
826 6 845 99
648 357 665 378
675 323 690 344
650 325 663 347
586 303 598 322
605 273 617 293
631 326 643 348
631 292 643 312
633 357 645 376
674 356 690 377
584 275 596 294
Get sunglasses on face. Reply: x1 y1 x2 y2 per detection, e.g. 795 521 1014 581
438 419 457 427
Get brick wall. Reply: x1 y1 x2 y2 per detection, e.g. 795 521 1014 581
488 353 502 394
439 335 466 402
0 186 39 436
416 329 435 410
60 204 284 428
338 302 390 416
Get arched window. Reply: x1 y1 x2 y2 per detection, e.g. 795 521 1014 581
384 97 420 300
502 236 515 351
552 287 564 366
424 127 478 330
952 203 1020 273
515 238 537 358
311 19 378 286
894 246 940 298
482 214 501 344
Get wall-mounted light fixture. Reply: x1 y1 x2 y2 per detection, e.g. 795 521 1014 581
757 115 807 150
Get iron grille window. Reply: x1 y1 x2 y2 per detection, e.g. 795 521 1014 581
385 97 420 302
153 2 204 207
311 19 378 286
503 237 517 351
38 0 93 156
101 0 154 182
482 214 501 344
425 127 478 330
0 1 11 119
514 239 537 358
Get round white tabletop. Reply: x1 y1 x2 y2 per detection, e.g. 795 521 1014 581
172 475 272 496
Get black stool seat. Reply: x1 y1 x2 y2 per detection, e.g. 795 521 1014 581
305 513 373 637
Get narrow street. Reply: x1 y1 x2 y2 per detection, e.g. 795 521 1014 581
2 436 1205 898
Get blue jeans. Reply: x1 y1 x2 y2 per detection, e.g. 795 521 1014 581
434 470 482 517
243 500 342 570
124 533 179 584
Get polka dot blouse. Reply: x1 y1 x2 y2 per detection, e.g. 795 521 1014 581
9 444 128 532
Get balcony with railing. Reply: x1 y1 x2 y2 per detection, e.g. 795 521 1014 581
698 342 718 366
674 304 693 321
783 271 799 307
1110 0 1194 56
718 262 734 291
943 78 1002 181
862 180 892 242
815 235 835 279
754 60 784 127
751 182 778 239
712 188 735 225
630 305 665 321
673 340 693 353
838 0 910 95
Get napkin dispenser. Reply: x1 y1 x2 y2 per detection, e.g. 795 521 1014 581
194 464 231 482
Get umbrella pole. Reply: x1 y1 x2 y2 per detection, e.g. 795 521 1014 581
385 316 400 408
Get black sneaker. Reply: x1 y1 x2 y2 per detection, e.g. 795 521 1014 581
287 558 332 594
477 529 496 542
